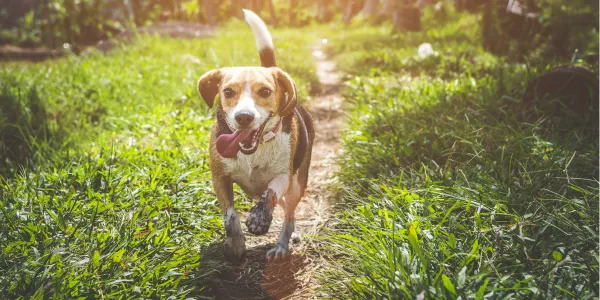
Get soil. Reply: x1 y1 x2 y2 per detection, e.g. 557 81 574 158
201 42 344 299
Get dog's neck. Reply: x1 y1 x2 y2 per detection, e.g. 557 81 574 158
262 116 284 143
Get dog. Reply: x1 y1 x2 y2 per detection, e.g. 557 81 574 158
197 9 314 262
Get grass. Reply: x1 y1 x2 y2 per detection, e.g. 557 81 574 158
0 21 317 298
1 6 598 299
319 8 599 299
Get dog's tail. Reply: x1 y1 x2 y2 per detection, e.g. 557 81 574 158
243 9 276 68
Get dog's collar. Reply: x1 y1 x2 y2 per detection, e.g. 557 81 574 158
262 116 284 143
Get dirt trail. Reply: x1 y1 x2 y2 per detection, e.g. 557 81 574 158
205 42 344 299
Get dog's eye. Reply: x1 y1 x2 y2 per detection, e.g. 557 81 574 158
223 88 235 98
258 87 272 98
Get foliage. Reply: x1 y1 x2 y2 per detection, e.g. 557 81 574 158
0 22 317 298
0 0 342 48
482 0 599 60
320 8 599 299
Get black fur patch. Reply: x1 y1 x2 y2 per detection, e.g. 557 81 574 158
245 189 275 235
280 105 311 172
293 106 309 171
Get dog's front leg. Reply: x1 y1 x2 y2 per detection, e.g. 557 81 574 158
246 174 289 235
214 176 245 261
266 174 304 262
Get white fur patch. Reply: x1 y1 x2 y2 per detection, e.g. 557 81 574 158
228 78 268 130
243 9 274 51
285 173 301 199
222 130 291 197
224 207 236 223
268 174 289 200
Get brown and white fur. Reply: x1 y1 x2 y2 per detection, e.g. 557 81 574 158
197 9 314 262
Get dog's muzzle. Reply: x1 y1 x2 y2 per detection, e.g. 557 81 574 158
216 120 269 158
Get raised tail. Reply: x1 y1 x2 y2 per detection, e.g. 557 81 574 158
243 9 276 68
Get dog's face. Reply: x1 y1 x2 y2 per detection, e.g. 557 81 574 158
197 67 297 156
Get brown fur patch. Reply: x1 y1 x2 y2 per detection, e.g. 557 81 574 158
215 67 279 116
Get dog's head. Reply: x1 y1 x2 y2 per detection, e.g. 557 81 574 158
197 67 297 157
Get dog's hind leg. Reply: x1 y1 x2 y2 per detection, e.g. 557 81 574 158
215 176 246 261
266 173 306 262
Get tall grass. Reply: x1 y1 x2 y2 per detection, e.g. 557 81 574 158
0 21 317 298
320 8 598 299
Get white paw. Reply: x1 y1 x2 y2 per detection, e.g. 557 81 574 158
224 235 246 261
291 232 301 244
266 243 290 262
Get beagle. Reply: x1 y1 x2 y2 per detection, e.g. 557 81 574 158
197 9 314 262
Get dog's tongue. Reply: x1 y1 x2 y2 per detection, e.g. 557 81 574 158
216 130 252 158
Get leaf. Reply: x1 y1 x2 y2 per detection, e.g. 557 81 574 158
448 233 457 249
160 270 184 279
112 249 125 263
475 278 489 300
552 251 563 261
93 251 100 267
442 274 457 295
407 223 425 265
176 171 192 184
106 279 133 286
475 212 481 228
457 266 467 288
463 240 480 266
135 231 149 239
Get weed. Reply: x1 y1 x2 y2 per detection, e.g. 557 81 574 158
0 21 317 298
320 10 598 299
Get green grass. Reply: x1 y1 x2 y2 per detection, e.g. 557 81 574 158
319 9 599 299
1 7 598 299
0 21 317 298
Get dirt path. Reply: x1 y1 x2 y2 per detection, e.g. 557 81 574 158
204 42 344 299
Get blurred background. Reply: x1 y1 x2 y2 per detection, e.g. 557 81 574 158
0 0 598 60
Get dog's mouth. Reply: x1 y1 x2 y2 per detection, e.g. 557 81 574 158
216 121 268 158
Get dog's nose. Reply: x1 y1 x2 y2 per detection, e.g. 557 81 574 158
235 111 255 127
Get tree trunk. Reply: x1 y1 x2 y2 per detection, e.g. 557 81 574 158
253 0 263 12
392 4 400 29
131 0 143 25
289 0 298 26
381 0 395 16
393 4 421 32
41 0 54 47
267 0 277 25
203 0 216 25
342 0 354 24
64 0 74 45
124 0 135 28
79 0 87 45
362 0 379 18
92 0 102 41
318 0 333 22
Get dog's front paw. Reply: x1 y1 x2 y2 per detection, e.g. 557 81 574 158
245 189 275 235
224 235 246 261
266 243 290 262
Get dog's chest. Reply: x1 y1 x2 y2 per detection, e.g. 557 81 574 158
222 132 291 196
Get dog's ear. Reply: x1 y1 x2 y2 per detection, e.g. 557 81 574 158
197 69 222 108
272 68 297 116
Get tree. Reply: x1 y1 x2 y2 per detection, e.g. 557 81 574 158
203 0 215 25
362 0 379 18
